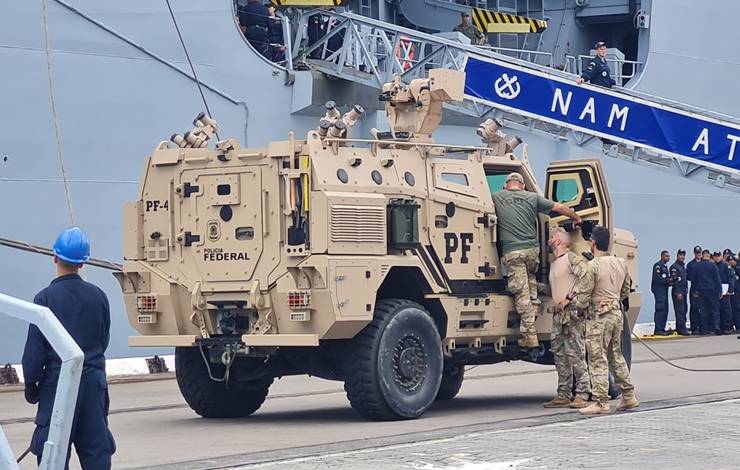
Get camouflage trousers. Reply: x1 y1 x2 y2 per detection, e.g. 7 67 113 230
502 247 540 336
585 309 635 403
551 307 590 400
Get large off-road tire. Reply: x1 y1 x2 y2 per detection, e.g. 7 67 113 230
608 314 633 399
435 363 465 401
344 299 443 420
175 346 273 418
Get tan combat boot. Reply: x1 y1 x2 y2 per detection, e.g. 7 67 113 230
543 396 571 408
617 393 640 411
569 396 590 409
517 335 539 348
579 401 611 415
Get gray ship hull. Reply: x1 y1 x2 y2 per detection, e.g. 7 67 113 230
1 0 738 362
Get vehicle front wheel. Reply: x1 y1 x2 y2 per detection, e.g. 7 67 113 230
344 299 443 420
175 346 273 418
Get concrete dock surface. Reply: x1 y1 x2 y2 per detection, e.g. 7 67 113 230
2 334 739 469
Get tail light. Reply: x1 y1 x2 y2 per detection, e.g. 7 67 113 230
288 291 311 309
137 295 158 312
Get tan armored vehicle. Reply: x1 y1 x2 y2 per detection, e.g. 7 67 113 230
117 69 641 420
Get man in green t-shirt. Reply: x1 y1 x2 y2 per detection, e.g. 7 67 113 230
491 173 582 348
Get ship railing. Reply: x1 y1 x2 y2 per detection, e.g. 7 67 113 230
0 293 83 470
478 46 554 68
565 54 643 86
291 10 740 122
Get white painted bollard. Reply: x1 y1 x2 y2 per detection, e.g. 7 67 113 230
0 293 83 470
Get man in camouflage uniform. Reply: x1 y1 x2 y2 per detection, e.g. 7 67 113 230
491 173 582 348
574 225 639 415
453 12 486 45
543 229 590 409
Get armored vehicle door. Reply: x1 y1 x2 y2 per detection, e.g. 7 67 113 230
544 159 612 254
176 168 263 284
426 158 498 292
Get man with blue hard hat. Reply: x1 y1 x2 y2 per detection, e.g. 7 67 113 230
22 226 116 469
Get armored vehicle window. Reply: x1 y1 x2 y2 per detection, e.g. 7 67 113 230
553 178 579 203
486 174 507 193
440 173 468 186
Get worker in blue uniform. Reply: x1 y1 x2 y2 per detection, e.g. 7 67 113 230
22 227 115 469
686 245 703 334
575 41 617 88
669 249 690 335
238 0 270 57
651 250 671 336
692 250 722 334
714 251 736 334
729 255 740 330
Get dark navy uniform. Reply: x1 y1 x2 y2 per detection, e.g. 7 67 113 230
691 260 722 333
717 260 735 332
670 260 689 334
686 258 702 332
22 274 115 469
238 2 269 56
651 260 670 334
732 263 740 329
580 57 616 88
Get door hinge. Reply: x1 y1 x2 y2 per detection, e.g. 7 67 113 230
177 231 200 247
176 182 200 198
478 262 495 276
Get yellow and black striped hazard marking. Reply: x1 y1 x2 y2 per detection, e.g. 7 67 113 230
271 0 343 6
472 8 547 34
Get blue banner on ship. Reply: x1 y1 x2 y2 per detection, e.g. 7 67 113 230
464 56 740 173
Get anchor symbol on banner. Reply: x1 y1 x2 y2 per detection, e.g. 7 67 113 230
494 73 521 100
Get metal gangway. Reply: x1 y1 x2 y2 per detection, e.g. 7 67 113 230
291 11 740 192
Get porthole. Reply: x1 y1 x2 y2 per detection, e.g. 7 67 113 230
220 205 233 222
337 168 349 184
371 170 383 185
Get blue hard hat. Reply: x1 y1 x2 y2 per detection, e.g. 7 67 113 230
53 227 91 264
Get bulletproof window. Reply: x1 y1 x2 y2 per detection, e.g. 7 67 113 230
217 184 231 196
553 178 579 203
486 174 507 193
440 172 468 186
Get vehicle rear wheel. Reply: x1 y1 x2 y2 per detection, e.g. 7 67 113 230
175 346 273 418
344 299 443 420
608 313 633 399
435 363 465 401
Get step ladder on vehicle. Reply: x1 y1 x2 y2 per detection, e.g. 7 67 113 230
291 11 740 192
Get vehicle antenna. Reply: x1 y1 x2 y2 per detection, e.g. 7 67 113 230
163 0 220 141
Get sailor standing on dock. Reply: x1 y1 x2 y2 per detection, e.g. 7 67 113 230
22 227 116 469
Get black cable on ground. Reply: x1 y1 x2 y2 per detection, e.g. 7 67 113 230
16 445 31 463
631 331 740 372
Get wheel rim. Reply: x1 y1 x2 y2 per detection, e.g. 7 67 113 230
392 334 427 392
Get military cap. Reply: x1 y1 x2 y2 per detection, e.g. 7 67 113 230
693 245 702 253
595 41 607 49
712 251 722 257
505 172 524 184
723 248 734 256
677 249 686 255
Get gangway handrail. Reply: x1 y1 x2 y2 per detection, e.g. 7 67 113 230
478 45 554 68
0 293 84 470
291 10 740 190
294 11 740 126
